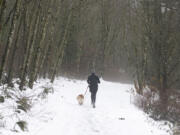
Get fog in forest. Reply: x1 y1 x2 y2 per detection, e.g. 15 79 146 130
0 0 180 131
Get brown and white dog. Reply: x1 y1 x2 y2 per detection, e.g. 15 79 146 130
76 94 84 105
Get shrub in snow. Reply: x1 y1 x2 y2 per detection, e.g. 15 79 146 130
0 78 54 134
43 86 54 94
0 96 5 103
173 123 180 135
133 86 159 114
166 90 180 123
16 120 28 131
38 85 54 99
0 119 5 128
0 113 5 128
1 73 8 85
8 82 14 88
133 86 180 123
16 96 32 112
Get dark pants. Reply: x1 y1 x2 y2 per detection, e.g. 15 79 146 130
89 85 98 106
91 91 97 104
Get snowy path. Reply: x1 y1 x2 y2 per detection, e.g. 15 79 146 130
27 78 169 135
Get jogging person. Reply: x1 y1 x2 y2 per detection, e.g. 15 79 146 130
87 73 100 108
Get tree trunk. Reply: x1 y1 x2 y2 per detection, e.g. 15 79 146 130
7 15 22 85
76 41 83 75
29 0 54 88
98 0 110 76
36 12 56 80
19 5 40 90
51 9 73 83
0 0 6 31
0 0 22 81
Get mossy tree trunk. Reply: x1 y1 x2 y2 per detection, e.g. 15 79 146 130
19 2 40 90
28 0 54 88
51 9 73 83
0 0 22 81
7 15 23 85
0 0 6 31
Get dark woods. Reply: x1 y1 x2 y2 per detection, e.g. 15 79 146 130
0 0 180 122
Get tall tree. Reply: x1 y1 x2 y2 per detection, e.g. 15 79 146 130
0 0 22 80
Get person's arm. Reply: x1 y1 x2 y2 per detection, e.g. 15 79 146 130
87 76 91 84
97 76 100 83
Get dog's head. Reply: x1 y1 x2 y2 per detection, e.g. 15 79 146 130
77 94 84 105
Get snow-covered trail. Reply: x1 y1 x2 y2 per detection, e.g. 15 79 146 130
27 78 169 135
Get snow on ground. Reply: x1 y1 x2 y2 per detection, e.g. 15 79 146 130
0 77 171 135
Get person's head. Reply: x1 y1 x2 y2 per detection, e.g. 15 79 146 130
90 68 95 75
91 72 95 75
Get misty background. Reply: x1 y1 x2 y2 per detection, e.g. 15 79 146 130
0 0 180 125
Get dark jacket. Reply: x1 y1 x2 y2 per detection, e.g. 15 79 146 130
87 73 100 92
